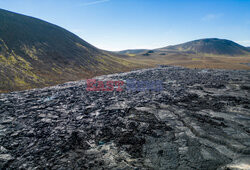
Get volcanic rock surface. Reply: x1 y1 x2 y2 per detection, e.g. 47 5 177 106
0 66 250 169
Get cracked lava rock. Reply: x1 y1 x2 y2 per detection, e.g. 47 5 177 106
0 66 250 169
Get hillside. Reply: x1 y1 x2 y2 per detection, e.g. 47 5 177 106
117 49 147 55
158 38 250 56
120 39 250 70
0 9 143 92
1 8 250 93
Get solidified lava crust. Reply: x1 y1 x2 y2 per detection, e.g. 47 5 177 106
0 66 250 169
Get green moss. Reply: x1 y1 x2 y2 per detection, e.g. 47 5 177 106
22 45 39 60
0 54 18 64
14 76 28 86
127 54 136 57
52 67 62 74
76 43 90 52
0 55 6 62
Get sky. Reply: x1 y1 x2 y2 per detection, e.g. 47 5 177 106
0 0 250 51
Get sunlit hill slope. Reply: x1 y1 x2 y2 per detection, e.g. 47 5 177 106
0 9 144 92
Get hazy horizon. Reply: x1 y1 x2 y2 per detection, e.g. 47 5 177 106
0 0 250 51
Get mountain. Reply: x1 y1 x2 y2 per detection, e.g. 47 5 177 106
158 38 249 56
117 49 148 55
118 38 250 70
0 9 143 92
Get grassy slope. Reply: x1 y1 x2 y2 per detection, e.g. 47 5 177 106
158 38 249 56
0 9 148 93
1 10 249 93
126 53 250 70
122 39 250 70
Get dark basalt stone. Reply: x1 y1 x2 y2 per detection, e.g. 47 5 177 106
0 66 249 169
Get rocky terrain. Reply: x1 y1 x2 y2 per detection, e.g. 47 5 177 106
0 66 250 169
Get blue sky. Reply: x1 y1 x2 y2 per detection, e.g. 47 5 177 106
0 0 250 50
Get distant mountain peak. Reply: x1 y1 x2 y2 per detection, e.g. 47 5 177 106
159 38 249 56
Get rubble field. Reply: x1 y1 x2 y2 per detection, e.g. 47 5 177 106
0 66 250 169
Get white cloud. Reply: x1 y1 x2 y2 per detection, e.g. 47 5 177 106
80 0 110 6
202 14 223 21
